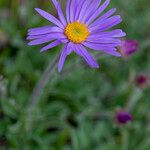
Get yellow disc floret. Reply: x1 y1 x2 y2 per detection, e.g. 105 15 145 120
65 21 90 44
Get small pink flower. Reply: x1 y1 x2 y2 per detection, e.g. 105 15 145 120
120 40 138 56
136 74 150 88
116 110 132 124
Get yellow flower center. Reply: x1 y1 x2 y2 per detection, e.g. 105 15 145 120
65 21 89 44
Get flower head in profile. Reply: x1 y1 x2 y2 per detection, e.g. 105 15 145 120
27 0 126 72
120 39 138 57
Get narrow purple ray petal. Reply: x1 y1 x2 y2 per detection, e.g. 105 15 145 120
72 0 80 22
83 42 121 57
58 44 68 72
95 19 122 32
74 0 85 21
84 41 121 48
27 34 50 40
103 49 121 56
28 37 56 46
89 15 122 32
81 0 101 23
66 42 73 55
78 0 92 22
85 0 110 25
89 8 116 28
51 0 58 8
28 33 66 45
89 29 126 38
66 0 71 23
60 39 69 44
70 0 76 22
28 26 51 32
74 44 99 68
86 37 121 44
40 40 61 52
35 8 64 29
28 26 63 36
52 0 68 26
57 2 67 26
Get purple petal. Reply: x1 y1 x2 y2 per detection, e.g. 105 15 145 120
28 26 51 32
28 26 63 36
35 8 64 29
27 34 50 40
74 0 85 21
84 41 121 47
89 29 126 38
28 33 66 45
40 40 61 52
52 0 66 26
74 44 99 68
89 8 116 28
66 42 73 55
70 0 76 22
28 37 55 46
89 15 122 32
57 2 67 26
78 0 92 22
72 0 80 22
85 0 110 25
58 44 69 72
86 37 121 44
60 39 69 44
83 42 121 57
52 1 67 26
80 0 101 23
51 0 58 8
66 0 71 23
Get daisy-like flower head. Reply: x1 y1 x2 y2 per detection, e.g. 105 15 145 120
27 0 126 72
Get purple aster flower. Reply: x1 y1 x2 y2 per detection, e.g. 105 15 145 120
116 110 132 124
121 39 138 56
27 0 126 72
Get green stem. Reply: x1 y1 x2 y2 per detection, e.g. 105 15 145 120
30 54 59 106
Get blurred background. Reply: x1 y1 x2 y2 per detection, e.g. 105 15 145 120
0 0 150 149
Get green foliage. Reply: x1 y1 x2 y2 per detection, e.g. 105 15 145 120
0 0 150 149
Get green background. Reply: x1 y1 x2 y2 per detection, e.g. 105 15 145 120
0 0 150 149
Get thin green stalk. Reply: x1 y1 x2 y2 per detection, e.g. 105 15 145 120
30 54 59 106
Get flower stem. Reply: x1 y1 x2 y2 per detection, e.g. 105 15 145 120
30 54 59 106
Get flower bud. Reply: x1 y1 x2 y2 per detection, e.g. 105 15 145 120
120 40 138 57
136 74 150 88
116 110 132 124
